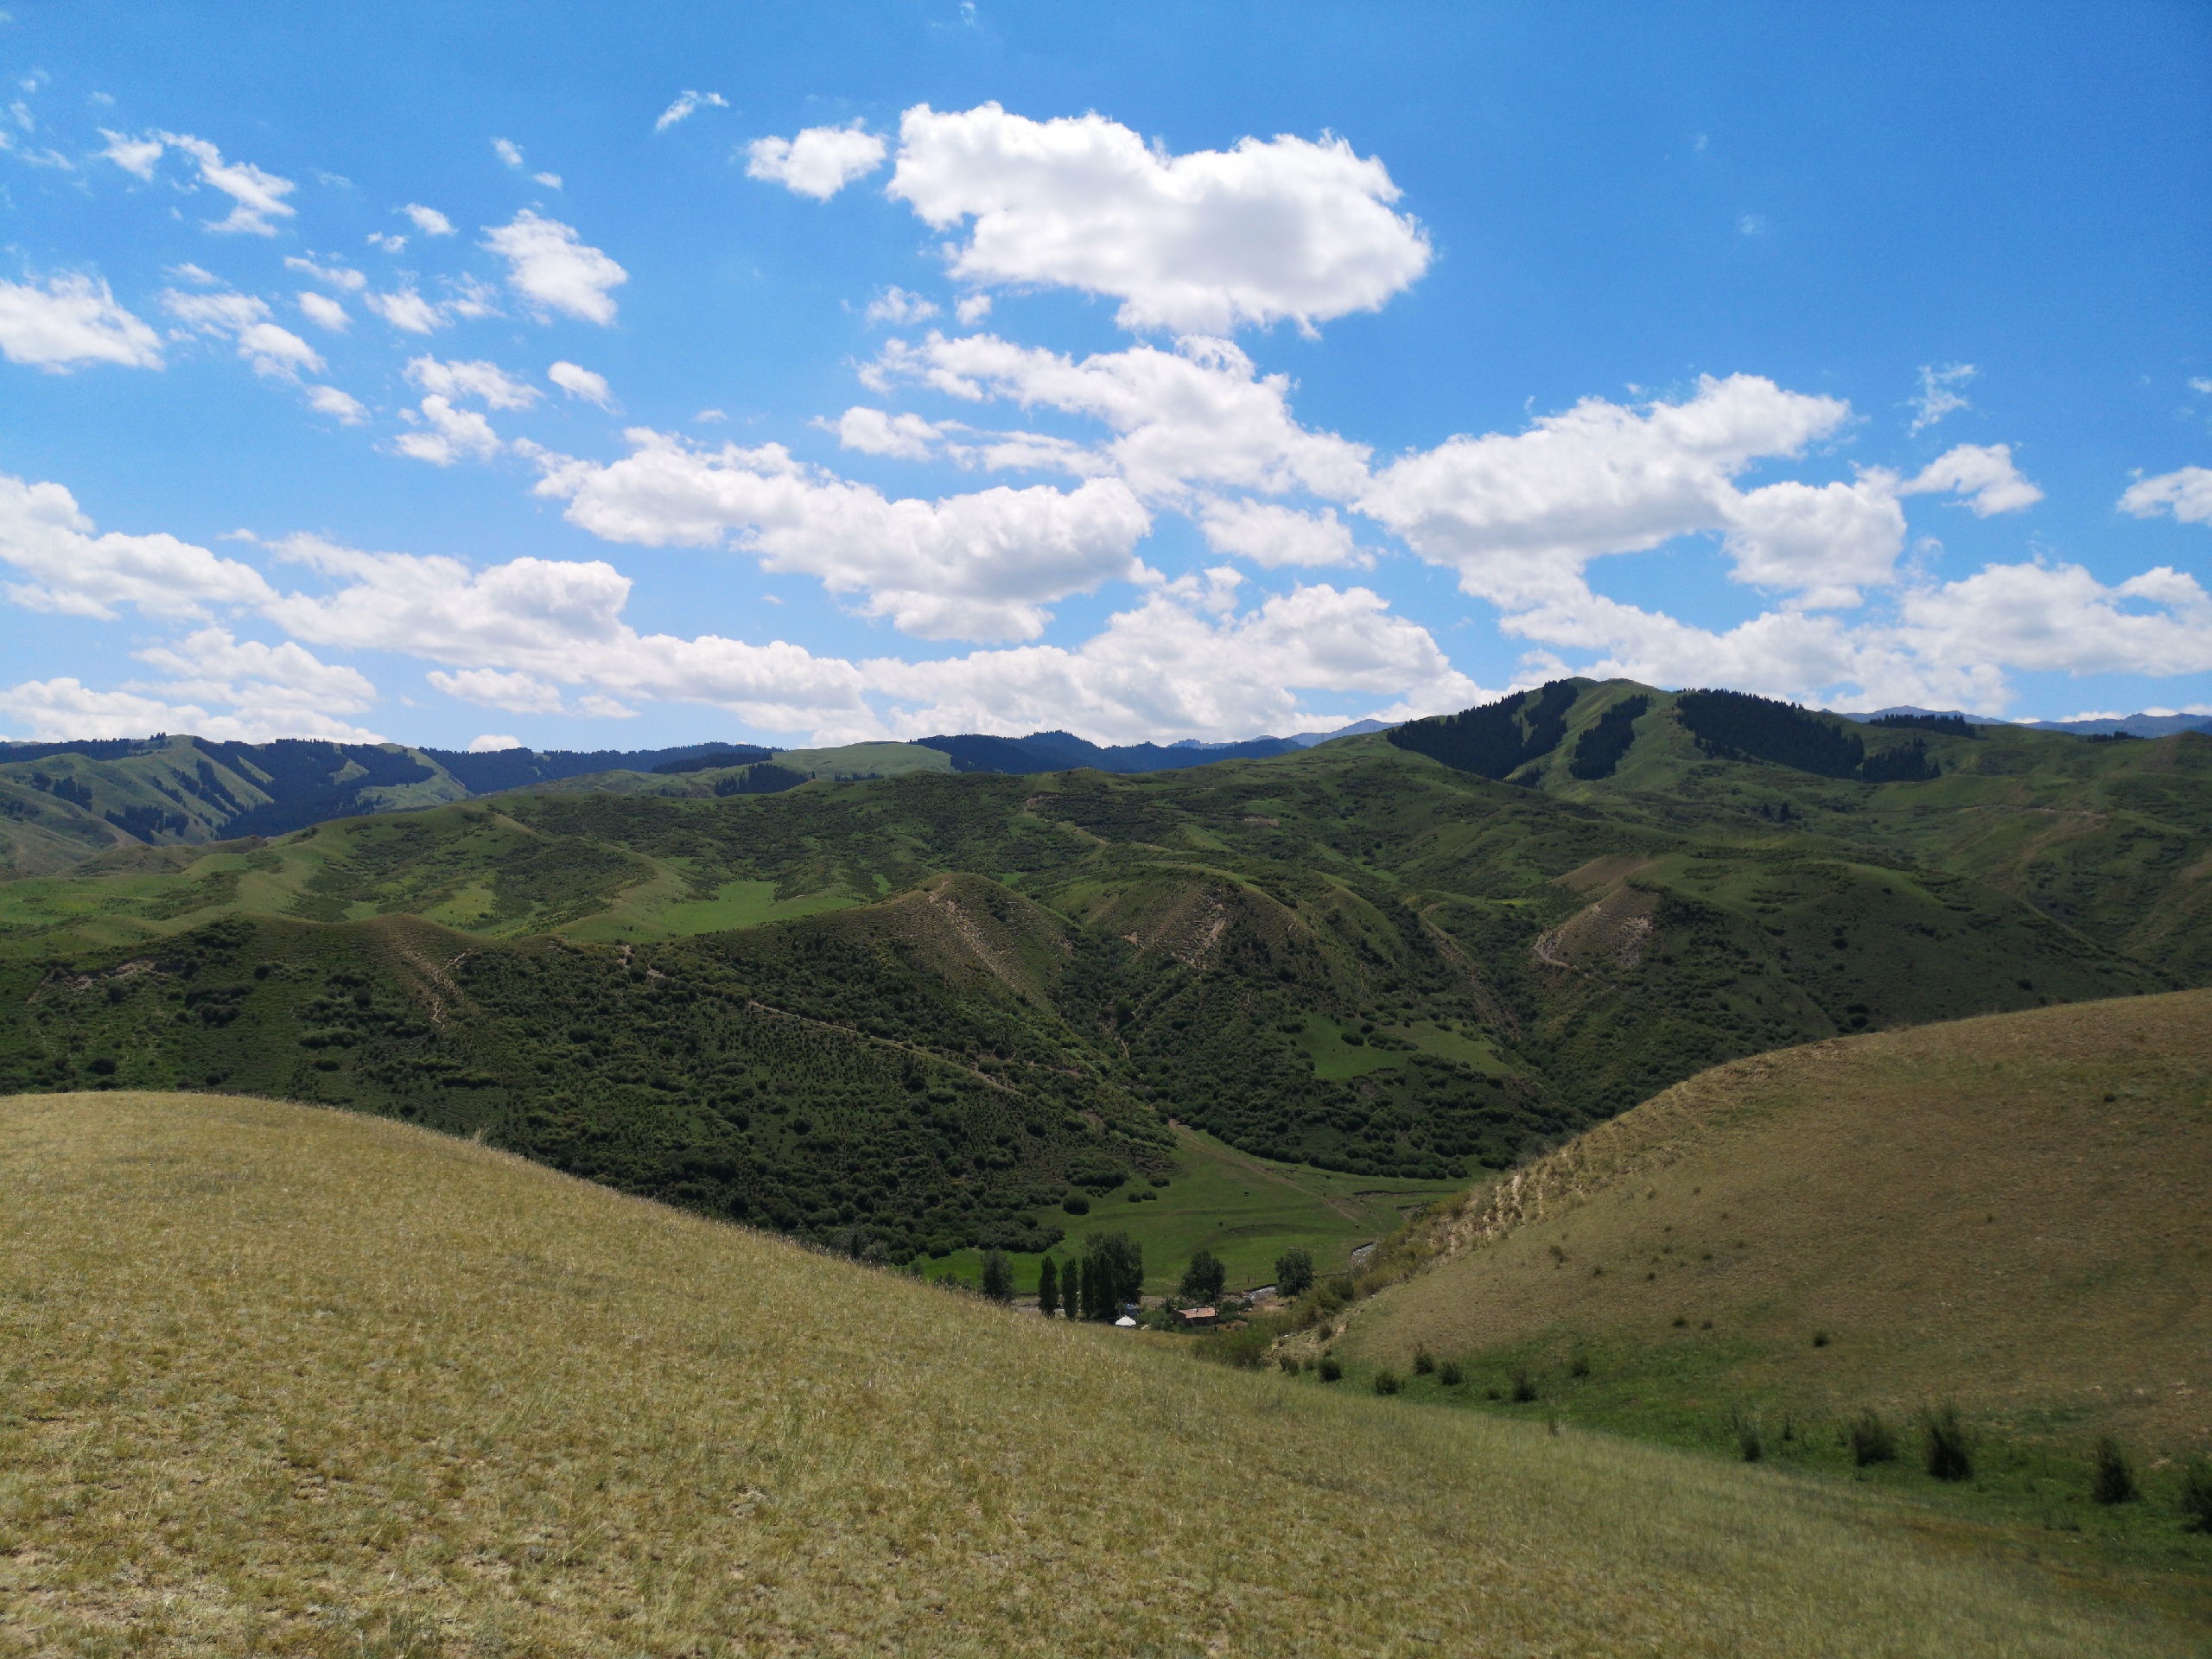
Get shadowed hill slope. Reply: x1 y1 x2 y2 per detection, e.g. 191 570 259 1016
1342 989 2212 1456
0 1090 2195 1657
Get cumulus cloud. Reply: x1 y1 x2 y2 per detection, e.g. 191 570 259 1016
285 254 367 292
364 286 442 334
401 203 455 236
864 582 1478 742
481 210 627 324
0 272 163 370
468 732 523 752
307 385 367 424
428 665 565 713
533 429 1153 640
1893 560 2212 679
1899 442 2044 516
745 121 888 200
263 534 870 733
162 289 325 379
404 354 540 410
887 103 1431 334
0 473 274 619
395 395 504 465
1352 380 2034 613
2119 466 2212 527
150 130 296 235
864 331 1370 500
493 137 525 168
96 127 162 179
655 90 728 131
830 406 947 461
865 286 939 325
1199 499 1366 568
296 290 349 332
548 359 614 408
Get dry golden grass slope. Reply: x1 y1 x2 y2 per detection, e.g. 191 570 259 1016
1 1091 2200 1658
1346 989 2212 1455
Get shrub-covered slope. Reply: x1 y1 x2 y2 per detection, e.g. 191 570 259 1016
0 1090 2190 1657
0 685 2202 1258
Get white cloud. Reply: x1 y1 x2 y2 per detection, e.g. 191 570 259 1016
0 660 382 743
548 359 614 408
263 535 871 733
1894 561 2212 679
306 385 366 424
533 172 563 190
1910 363 1975 433
656 90 728 132
533 429 1153 640
467 732 523 751
162 289 325 379
404 354 540 410
863 331 1370 501
1358 375 1885 609
367 232 407 253
955 293 992 324
493 137 524 168
0 272 163 371
2190 378 2212 396
1199 499 1367 568
364 287 442 334
428 666 565 713
134 626 376 711
0 473 274 619
830 406 947 460
296 290 349 332
97 127 162 179
1899 442 2044 516
285 254 367 292
401 202 455 236
864 582 1478 742
865 285 939 325
887 103 1431 334
745 122 888 200
154 130 296 235
395 395 504 465
481 210 626 324
2119 466 2212 527
166 263 219 286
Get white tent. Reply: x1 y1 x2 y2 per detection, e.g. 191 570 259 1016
1114 1314 1138 1328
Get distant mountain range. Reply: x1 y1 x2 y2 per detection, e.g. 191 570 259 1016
1840 706 2212 738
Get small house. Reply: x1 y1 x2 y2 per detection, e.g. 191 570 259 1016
1175 1306 1218 1329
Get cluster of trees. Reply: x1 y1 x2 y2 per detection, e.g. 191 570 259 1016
1567 696 1650 780
1388 680 1584 780
1675 690 1941 782
1033 1232 1145 1320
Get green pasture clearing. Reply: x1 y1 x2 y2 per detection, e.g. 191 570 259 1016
561 873 858 942
1294 1012 1511 1080
930 1122 1459 1296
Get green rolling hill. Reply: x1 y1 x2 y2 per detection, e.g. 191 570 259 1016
0 682 2203 1274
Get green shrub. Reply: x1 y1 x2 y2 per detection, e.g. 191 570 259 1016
1438 1357 1465 1388
1180 1248 1226 1304
1411 1345 1434 1376
1847 1410 1897 1467
1373 1370 1402 1396
1510 1367 1538 1403
1567 1350 1591 1379
2178 1461 2212 1534
979 1249 1014 1303
1318 1354 1343 1382
2089 1436 2137 1505
1921 1404 1973 1481
1274 1246 1315 1300
1061 1192 1090 1215
1731 1408 1763 1463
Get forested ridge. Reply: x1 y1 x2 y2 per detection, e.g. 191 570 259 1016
2 678 2205 1261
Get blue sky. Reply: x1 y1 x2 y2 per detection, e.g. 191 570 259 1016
1 1 2206 751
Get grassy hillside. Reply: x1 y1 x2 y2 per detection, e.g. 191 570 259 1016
0 697 2194 1259
0 1090 2195 1657
1332 991 2212 1551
